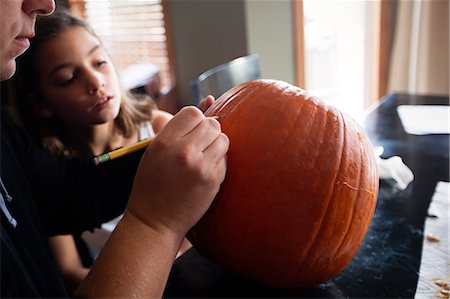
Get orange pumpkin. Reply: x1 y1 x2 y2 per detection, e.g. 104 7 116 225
188 79 378 288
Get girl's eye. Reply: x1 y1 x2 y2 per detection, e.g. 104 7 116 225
96 60 107 67
56 75 75 87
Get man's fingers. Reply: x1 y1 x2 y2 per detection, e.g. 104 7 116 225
184 117 223 151
159 106 205 139
203 133 229 166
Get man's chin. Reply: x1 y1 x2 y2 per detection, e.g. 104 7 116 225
0 61 17 81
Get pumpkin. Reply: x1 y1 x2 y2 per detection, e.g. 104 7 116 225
188 79 378 288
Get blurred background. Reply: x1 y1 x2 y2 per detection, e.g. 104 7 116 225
38 0 450 121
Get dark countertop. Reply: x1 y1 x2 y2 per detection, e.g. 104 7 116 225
164 93 450 298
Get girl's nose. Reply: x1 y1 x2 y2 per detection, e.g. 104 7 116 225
86 71 105 96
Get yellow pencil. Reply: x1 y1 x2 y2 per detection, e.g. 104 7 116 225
92 136 156 165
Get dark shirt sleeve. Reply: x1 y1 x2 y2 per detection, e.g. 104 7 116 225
3 111 143 236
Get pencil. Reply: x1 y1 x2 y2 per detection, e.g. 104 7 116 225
92 116 220 165
92 136 156 165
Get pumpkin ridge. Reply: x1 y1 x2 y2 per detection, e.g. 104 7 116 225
225 83 286 151
221 88 266 152
297 109 351 282
335 130 378 255
231 83 305 261
226 86 314 280
281 100 332 281
222 83 264 123
200 82 285 267
302 103 330 183
266 88 309 162
296 106 346 268
193 85 248 256
212 82 253 117
211 97 254 243
220 83 318 277
324 112 364 269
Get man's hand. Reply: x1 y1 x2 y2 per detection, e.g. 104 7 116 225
127 105 229 237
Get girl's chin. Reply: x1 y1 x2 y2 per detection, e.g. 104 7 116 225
89 116 117 125
97 109 120 123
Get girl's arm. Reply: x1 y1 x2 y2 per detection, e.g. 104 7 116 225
151 109 173 133
48 235 90 292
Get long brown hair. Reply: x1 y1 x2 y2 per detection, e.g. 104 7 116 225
14 10 156 158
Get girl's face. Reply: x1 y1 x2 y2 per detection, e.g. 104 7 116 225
35 25 122 127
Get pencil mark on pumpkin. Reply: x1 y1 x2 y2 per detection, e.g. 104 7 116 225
341 182 376 197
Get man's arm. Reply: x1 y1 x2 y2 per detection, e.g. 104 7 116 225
77 106 229 298
77 211 181 298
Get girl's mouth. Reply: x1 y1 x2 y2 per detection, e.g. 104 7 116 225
93 96 114 111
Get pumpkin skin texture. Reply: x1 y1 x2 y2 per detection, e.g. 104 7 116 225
188 79 378 288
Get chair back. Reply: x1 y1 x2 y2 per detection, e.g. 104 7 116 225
191 54 261 105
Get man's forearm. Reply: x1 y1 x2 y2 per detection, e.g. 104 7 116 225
76 210 183 298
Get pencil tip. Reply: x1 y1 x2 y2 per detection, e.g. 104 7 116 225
93 157 99 165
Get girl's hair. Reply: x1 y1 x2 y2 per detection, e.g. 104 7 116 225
14 10 156 158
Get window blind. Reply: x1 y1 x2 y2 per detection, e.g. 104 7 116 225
73 0 173 88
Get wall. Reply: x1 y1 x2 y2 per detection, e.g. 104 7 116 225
245 0 295 85
167 0 248 106
167 0 296 107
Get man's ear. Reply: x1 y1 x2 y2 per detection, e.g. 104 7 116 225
29 94 54 118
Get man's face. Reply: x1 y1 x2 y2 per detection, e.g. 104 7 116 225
0 0 55 81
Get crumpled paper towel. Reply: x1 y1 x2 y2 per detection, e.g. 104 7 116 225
374 146 414 190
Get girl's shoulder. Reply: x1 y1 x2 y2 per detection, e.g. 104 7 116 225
150 110 173 133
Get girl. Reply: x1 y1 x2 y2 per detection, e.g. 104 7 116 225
14 10 190 292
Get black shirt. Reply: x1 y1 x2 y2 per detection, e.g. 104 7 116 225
1 109 142 297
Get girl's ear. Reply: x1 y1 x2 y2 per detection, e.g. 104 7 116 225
29 94 54 118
